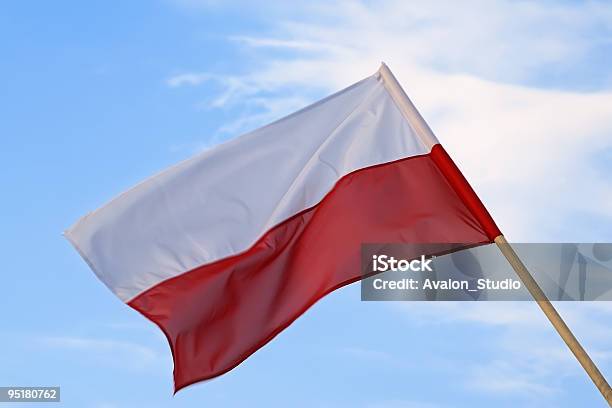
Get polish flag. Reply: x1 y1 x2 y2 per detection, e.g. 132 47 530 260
65 64 501 391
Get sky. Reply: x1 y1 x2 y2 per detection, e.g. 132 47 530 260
1 0 612 407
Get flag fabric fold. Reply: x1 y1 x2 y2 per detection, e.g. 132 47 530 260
66 64 500 391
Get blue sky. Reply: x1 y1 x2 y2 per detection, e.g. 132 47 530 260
2 1 612 407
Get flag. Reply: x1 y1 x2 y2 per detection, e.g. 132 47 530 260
65 63 501 391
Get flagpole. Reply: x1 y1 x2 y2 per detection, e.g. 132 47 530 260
378 62 612 405
495 236 612 405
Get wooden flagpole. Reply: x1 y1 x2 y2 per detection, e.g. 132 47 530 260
378 62 612 405
495 236 612 405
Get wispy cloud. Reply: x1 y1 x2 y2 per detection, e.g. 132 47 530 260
366 400 443 408
393 301 612 399
166 72 213 87
92 403 120 408
464 359 558 396
229 35 343 53
342 346 395 363
395 302 544 327
167 70 315 143
40 335 166 371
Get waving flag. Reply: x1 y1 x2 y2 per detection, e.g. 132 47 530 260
66 63 501 391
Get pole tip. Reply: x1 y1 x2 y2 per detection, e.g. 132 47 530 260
377 62 391 78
